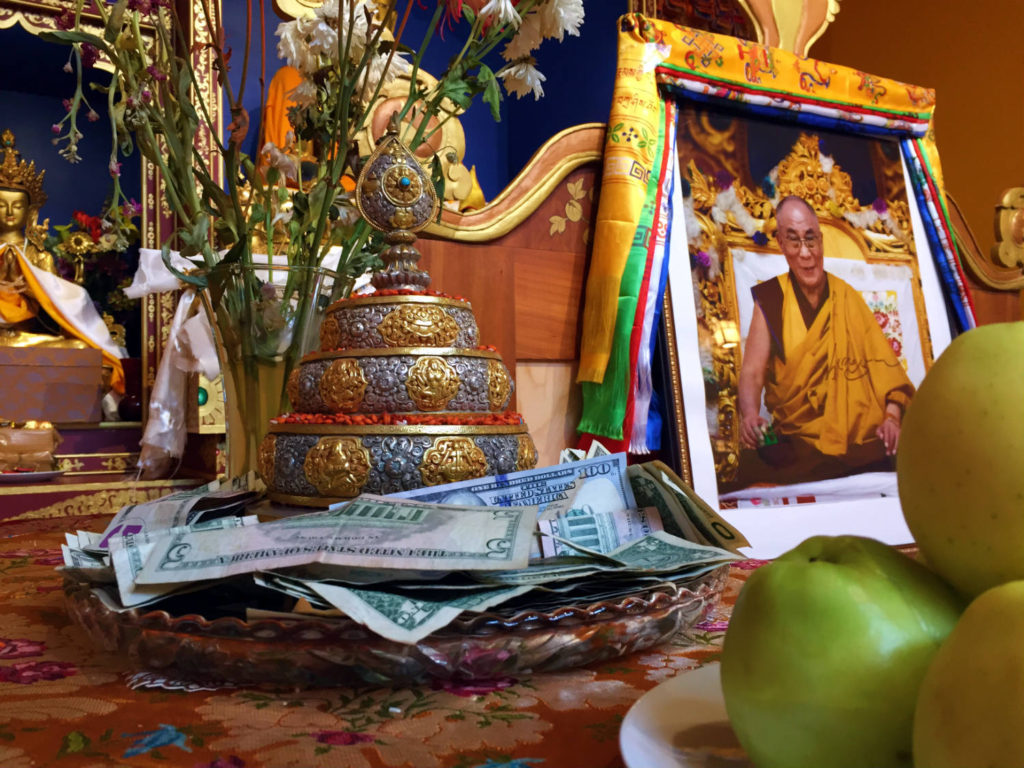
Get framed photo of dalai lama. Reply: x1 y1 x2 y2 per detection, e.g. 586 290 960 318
660 99 960 534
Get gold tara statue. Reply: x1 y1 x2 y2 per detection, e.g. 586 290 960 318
0 130 125 392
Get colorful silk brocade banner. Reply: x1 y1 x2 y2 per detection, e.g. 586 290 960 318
578 14 975 447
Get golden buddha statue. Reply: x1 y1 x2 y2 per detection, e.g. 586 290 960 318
0 130 125 391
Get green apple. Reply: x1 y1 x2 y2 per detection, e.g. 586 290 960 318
898 322 1024 598
913 579 1024 767
720 535 963 768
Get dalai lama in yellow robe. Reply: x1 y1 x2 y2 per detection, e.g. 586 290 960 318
737 195 914 485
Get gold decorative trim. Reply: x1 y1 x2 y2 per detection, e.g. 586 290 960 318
326 295 471 312
660 287 692 488
269 423 528 436
424 123 605 242
302 347 502 362
0 478 199 497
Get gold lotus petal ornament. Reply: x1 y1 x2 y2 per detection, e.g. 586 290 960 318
304 437 372 497
405 356 460 411
320 358 368 413
320 313 342 350
257 435 277 487
420 436 488 486
487 359 512 411
286 368 302 410
378 304 459 347
516 434 538 470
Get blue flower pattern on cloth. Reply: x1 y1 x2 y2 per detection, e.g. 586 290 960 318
122 724 192 757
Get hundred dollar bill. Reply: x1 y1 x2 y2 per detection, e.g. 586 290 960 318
392 454 637 517
538 506 664 559
132 496 538 587
306 581 532 644
585 440 612 459
641 461 750 553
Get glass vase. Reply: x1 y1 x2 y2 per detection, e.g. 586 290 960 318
202 263 349 479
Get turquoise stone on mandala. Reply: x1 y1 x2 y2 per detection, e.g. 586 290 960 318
197 387 208 406
399 176 411 188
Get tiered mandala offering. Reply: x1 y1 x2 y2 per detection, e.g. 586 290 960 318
258 125 538 506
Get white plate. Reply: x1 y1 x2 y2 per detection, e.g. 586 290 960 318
0 469 65 483
620 663 752 768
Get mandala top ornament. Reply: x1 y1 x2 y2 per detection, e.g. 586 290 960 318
355 116 440 292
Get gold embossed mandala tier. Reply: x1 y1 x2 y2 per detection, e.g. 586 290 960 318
262 422 537 506
261 290 537 507
288 348 513 415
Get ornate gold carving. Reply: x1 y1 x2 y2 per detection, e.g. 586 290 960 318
320 313 342 350
304 437 371 498
286 368 302 410
420 437 488 486
516 435 538 471
775 134 857 216
320 359 368 413
487 360 512 411
994 187 1024 270
378 304 459 347
405 357 460 411
257 435 276 487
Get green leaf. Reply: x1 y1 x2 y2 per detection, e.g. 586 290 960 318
477 64 503 123
314 745 331 755
39 29 106 48
161 242 205 287
105 0 128 42
437 77 473 110
59 731 90 755
430 155 445 220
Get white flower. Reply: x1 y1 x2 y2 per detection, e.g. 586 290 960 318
537 0 584 41
276 21 319 73
480 0 521 27
499 58 546 100
302 17 338 59
288 79 318 108
262 142 299 182
502 11 542 61
356 52 411 93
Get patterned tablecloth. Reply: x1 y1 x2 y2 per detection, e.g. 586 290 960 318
0 511 758 768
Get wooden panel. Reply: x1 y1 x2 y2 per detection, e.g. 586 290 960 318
516 361 581 467
418 243 517 365
514 247 587 360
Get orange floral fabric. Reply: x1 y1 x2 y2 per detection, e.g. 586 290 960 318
0 513 756 768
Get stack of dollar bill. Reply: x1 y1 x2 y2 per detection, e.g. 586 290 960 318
61 455 748 645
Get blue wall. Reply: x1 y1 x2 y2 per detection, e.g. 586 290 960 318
222 0 623 200
1 1 623 220
0 27 140 231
